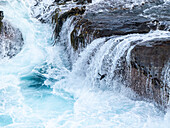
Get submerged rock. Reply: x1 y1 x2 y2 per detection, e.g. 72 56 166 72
0 20 24 59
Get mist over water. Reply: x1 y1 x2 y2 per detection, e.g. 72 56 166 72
0 0 170 128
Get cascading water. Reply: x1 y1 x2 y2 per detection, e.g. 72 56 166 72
0 0 170 128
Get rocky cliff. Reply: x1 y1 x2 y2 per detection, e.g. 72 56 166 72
129 39 170 110
33 0 170 111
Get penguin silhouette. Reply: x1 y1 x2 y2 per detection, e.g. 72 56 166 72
98 73 106 80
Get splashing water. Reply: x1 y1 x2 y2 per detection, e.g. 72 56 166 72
0 0 170 128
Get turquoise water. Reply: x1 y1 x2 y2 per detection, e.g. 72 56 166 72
0 0 170 128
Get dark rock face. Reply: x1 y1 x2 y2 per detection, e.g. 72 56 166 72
53 6 86 40
69 1 170 51
127 39 170 109
73 0 92 4
71 12 152 50
0 11 4 32
0 20 24 59
55 0 71 3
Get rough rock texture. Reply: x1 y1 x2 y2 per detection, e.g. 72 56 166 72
127 39 170 109
70 12 158 50
51 2 170 110
0 18 24 59
33 0 88 23
53 6 86 40
68 9 170 109
143 3 170 31
69 1 170 51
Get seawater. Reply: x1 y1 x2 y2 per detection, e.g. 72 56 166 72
0 0 170 128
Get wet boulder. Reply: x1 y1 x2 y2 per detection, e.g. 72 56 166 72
53 6 86 40
71 12 152 50
127 38 170 110
0 20 24 59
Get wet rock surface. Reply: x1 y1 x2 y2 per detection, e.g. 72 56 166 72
68 1 170 50
0 18 24 59
111 38 170 110
128 39 170 109
0 11 3 32
53 6 86 40
71 12 153 50
73 0 92 4
48 1 170 109
31 0 170 110
143 3 170 31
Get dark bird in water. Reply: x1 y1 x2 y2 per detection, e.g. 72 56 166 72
98 73 107 80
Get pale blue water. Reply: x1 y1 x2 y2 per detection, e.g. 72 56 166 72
0 0 170 128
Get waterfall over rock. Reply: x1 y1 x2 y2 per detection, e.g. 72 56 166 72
0 0 170 127
50 0 170 110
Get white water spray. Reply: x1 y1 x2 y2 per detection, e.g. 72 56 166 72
0 0 170 128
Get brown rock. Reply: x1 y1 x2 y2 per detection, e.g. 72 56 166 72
128 39 170 110
53 6 86 41
71 12 152 51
